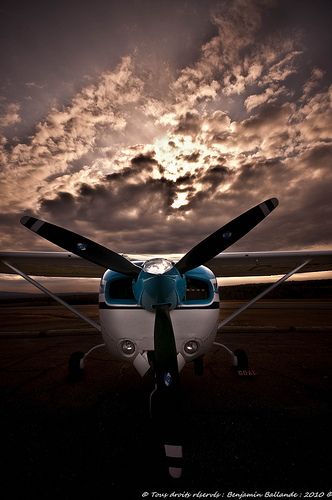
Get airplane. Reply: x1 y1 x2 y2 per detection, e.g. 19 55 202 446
1 197 331 479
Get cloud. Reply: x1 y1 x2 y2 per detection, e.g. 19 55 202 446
1 0 332 257
297 85 332 142
0 102 21 128
0 57 144 212
244 85 289 112
301 68 325 100
262 50 302 85
174 111 202 137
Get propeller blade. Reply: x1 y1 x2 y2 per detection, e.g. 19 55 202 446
175 198 278 274
150 305 183 478
20 216 141 277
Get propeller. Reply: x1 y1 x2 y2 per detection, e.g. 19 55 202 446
20 216 141 277
175 198 278 274
150 305 183 478
20 198 279 479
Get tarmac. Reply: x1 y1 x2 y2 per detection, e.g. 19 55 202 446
1 300 331 499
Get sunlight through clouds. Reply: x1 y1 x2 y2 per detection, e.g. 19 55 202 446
0 0 331 254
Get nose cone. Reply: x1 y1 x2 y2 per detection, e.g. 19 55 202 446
133 268 186 312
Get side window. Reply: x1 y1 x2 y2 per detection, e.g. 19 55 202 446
105 277 136 304
184 277 212 302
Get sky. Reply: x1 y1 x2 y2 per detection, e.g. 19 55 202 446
0 0 332 291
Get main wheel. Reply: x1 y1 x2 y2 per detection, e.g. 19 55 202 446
68 351 85 381
234 349 249 370
233 349 256 376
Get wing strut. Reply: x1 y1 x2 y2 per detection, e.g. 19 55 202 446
218 259 311 330
1 260 101 332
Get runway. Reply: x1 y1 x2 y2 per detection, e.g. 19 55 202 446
1 300 331 498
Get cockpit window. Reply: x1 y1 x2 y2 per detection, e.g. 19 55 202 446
103 273 214 306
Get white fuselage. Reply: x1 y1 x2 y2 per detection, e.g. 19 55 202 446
98 265 220 365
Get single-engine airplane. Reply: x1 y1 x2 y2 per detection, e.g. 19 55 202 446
1 198 331 479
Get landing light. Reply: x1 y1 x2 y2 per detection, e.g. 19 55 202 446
120 340 136 355
184 340 199 355
143 258 173 275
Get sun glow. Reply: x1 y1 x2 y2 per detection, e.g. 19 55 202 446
154 135 202 179
172 191 189 209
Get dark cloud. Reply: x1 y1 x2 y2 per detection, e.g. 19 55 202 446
241 103 295 134
200 165 232 188
38 174 179 252
35 158 249 253
174 111 201 137
181 151 200 163
130 152 158 167
300 143 332 171
42 191 75 207
174 174 197 186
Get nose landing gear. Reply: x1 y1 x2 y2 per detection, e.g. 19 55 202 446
193 356 204 376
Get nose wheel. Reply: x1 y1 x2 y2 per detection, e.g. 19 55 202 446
193 356 204 376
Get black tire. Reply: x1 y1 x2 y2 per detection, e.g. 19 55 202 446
68 351 85 381
234 349 248 371
193 356 204 376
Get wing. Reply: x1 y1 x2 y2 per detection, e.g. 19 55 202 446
0 251 104 277
205 250 332 277
0 251 183 277
1 250 331 278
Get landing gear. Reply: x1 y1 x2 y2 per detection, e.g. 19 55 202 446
68 351 85 381
233 349 256 377
67 343 106 382
213 342 256 377
193 356 204 376
234 349 248 370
